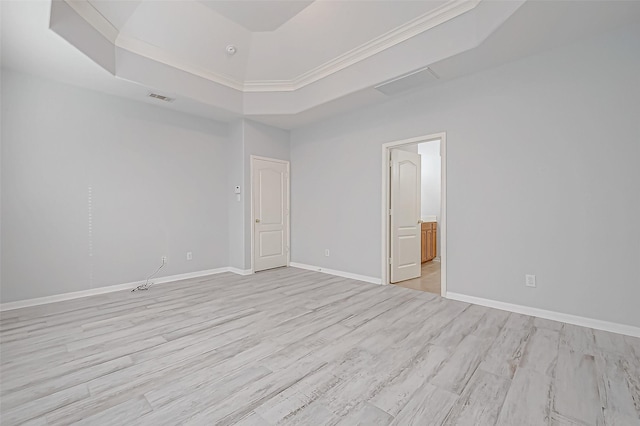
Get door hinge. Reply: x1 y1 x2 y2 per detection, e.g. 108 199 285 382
389 209 392 216
389 258 392 265
389 159 393 168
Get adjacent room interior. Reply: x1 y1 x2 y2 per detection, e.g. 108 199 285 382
390 139 443 296
1 1 639 425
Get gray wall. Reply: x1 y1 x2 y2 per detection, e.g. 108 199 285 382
290 26 640 327
418 140 441 257
242 120 290 270
418 141 441 221
226 119 290 270
227 120 245 270
1 70 230 302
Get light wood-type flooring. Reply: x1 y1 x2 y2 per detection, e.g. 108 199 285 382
1 267 639 425
395 261 441 295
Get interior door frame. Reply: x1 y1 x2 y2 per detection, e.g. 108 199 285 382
381 132 447 296
250 155 291 273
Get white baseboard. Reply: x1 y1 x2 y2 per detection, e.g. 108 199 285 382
447 292 640 338
0 267 233 312
1 263 376 311
290 262 381 285
227 267 253 276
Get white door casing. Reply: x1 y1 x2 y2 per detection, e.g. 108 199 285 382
390 149 421 283
252 157 289 272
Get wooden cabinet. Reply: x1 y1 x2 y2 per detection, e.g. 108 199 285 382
421 222 437 263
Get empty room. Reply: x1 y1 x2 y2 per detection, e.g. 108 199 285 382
1 0 639 425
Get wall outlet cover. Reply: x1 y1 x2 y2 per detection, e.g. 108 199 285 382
525 274 536 287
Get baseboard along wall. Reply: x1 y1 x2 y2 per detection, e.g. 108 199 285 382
289 262 382 285
3 264 638 339
447 292 640 338
0 267 231 312
292 263 640 338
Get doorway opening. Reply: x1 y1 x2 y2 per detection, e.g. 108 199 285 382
381 133 446 296
250 156 290 273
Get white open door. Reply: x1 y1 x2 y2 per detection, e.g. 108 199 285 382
252 157 289 272
390 149 421 283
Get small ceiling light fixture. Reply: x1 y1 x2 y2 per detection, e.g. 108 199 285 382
226 45 237 55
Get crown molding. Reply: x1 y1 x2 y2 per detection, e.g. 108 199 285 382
63 0 246 92
244 0 480 92
63 0 480 94
115 36 246 91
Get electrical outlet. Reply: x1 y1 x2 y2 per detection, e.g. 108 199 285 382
525 274 536 287
325 249 330 257
161 256 168 264
186 251 193 261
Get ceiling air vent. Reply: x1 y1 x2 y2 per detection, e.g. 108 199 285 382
374 67 440 96
148 93 175 102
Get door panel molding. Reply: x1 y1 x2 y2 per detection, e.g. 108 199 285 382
390 149 422 283
250 156 290 273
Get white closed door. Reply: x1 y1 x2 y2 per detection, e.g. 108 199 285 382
390 149 421 283
253 158 289 272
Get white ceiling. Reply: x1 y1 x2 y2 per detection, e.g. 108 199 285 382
42 0 519 117
0 0 240 122
2 1 640 128
199 1 314 32
86 0 141 30
84 0 453 85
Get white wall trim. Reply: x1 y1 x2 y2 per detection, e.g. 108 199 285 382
447 292 640 338
115 36 246 91
65 0 478 93
227 267 253 276
0 267 237 312
290 262 382 285
63 0 245 91
1 263 377 311
244 0 479 92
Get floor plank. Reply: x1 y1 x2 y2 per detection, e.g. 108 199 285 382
442 369 511 426
1 267 639 426
495 368 552 426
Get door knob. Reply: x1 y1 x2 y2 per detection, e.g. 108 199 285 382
255 219 260 223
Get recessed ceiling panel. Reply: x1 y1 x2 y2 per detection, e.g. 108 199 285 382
199 0 314 32
375 67 439 96
244 0 449 81
87 0 141 30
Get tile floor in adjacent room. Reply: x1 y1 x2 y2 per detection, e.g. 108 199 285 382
394 260 442 295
